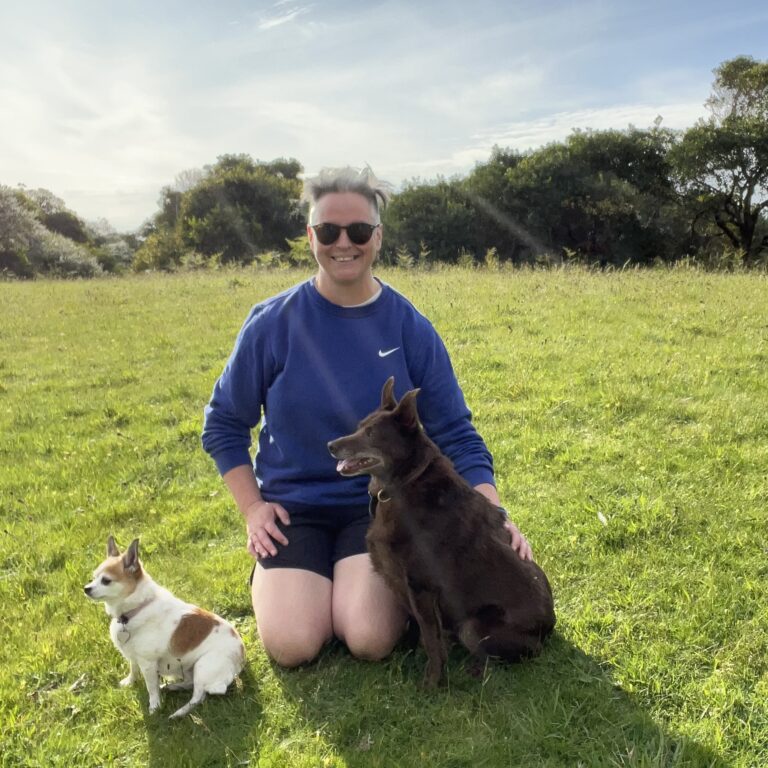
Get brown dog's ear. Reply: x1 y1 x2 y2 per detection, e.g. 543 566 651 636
107 535 120 558
394 388 422 430
123 539 141 574
380 376 397 411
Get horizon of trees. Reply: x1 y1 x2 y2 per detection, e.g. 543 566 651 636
2 56 766 279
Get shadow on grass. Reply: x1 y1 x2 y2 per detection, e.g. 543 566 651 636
141 633 724 767
143 663 263 768
274 632 724 768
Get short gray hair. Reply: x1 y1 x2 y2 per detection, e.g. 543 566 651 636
303 166 392 223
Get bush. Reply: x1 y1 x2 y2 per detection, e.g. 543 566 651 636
0 187 38 277
132 230 186 271
30 231 102 277
457 249 476 268
395 245 414 268
0 187 101 277
285 235 314 266
95 239 135 274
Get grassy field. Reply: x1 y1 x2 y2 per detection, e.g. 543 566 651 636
1 265 766 767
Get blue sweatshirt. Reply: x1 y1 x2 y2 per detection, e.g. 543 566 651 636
202 278 495 507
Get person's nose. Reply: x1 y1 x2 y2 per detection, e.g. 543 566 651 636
335 228 354 248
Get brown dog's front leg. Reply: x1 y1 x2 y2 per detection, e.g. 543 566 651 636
407 587 446 687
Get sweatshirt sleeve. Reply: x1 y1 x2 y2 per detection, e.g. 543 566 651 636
405 315 495 488
202 306 274 476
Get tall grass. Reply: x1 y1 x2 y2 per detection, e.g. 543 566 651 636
1 266 766 767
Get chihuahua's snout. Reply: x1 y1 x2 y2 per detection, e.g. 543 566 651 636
83 585 93 596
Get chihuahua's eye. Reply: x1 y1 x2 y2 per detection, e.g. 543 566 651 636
101 577 112 585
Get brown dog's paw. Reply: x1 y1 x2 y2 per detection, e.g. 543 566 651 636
421 662 444 689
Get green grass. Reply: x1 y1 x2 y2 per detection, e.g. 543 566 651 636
1 266 766 767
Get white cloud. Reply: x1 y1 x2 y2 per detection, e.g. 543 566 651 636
1 0 758 231
418 68 547 123
473 102 710 153
258 4 312 30
368 101 711 186
0 38 204 229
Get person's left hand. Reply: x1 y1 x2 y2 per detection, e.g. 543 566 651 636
504 520 533 561
473 484 534 562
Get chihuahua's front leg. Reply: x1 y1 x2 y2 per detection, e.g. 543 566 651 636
119 659 139 687
138 660 162 713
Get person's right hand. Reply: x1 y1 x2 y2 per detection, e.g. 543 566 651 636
244 500 290 560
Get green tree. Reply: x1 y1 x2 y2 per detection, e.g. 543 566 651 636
261 157 303 180
153 186 184 233
133 228 185 271
0 186 100 277
383 179 480 264
17 187 90 243
0 187 39 276
671 56 768 261
466 128 683 264
463 147 529 261
139 155 305 267
85 218 136 273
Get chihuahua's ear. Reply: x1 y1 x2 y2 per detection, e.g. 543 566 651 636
380 376 397 411
394 388 422 430
123 538 141 574
107 535 120 558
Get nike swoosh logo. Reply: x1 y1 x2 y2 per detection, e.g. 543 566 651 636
378 347 400 358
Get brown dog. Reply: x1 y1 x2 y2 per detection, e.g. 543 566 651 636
328 377 555 686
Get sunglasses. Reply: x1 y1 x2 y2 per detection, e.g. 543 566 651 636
311 222 380 246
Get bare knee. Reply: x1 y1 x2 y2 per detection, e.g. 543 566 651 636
259 625 331 668
343 622 404 661
332 554 407 661
252 565 333 668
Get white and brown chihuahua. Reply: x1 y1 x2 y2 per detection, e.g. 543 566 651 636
84 536 245 719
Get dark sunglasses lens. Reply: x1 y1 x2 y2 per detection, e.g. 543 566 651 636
314 224 341 245
347 223 376 245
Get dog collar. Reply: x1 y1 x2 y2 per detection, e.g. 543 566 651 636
372 454 438 510
118 598 155 625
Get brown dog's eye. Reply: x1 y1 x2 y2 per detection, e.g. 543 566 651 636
101 577 112 585
365 427 373 436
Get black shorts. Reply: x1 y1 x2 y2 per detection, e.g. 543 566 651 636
249 502 370 582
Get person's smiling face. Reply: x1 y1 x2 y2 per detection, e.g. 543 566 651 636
308 192 383 303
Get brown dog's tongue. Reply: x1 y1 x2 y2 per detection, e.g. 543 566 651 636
336 460 350 473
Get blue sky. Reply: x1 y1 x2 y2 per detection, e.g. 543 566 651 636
1 1 766 231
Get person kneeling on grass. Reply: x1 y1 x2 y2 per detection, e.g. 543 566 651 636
201 166 532 668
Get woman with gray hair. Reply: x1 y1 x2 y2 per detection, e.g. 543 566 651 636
203 166 532 667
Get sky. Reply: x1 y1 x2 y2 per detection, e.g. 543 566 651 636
1 0 767 232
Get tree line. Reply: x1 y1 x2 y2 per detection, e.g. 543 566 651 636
2 56 766 279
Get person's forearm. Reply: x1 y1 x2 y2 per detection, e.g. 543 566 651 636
222 465 263 516
474 482 500 506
